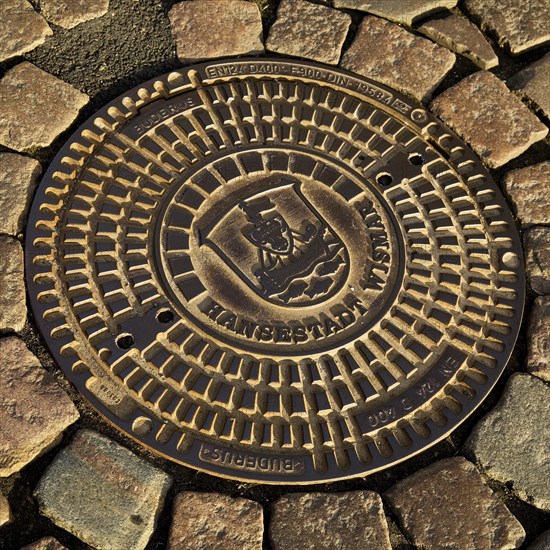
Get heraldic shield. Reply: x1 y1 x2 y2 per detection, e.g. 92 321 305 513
199 179 350 306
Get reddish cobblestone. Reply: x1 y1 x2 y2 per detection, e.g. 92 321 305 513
527 296 550 382
20 538 68 550
269 491 391 550
341 16 455 102
385 457 525 549
503 161 550 225
0 494 13 527
168 0 264 63
0 337 79 477
430 71 548 168
267 0 351 65
524 226 550 295
168 492 263 550
0 62 88 153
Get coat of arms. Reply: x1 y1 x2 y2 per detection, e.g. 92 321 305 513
199 179 349 306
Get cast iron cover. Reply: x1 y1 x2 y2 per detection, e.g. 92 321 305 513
26 59 525 484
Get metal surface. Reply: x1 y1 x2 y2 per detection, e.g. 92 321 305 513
26 58 525 484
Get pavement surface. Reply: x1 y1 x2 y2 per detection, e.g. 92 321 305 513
0 0 549 549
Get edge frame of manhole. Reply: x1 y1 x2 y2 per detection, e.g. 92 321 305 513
25 57 526 484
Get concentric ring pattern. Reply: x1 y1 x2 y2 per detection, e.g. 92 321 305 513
26 59 524 483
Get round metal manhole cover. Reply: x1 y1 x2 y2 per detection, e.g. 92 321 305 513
26 59 525 484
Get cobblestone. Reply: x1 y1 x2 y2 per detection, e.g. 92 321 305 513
508 53 550 119
464 374 550 512
0 0 52 63
524 226 550 295
430 71 548 168
384 457 525 550
168 0 263 63
418 13 498 70
0 337 79 477
503 161 550 225
168 492 263 550
269 491 391 550
0 236 26 333
267 0 351 65
463 0 550 54
0 62 89 153
527 297 550 382
34 429 172 550
0 494 13 527
20 537 68 550
0 153 42 236
40 0 110 29
333 0 457 27
341 16 455 102
528 530 550 550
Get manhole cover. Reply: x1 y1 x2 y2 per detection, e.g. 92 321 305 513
27 59 524 484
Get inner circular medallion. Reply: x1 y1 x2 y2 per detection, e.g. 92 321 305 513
26 58 525 484
157 147 402 354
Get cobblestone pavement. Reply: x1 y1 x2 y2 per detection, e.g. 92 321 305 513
0 0 549 548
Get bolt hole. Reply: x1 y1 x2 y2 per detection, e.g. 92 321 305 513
116 334 134 350
409 154 424 166
156 309 174 324
130 514 143 525
376 173 393 186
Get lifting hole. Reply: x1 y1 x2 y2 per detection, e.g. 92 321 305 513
376 173 393 186
116 334 134 350
408 153 424 166
157 309 174 324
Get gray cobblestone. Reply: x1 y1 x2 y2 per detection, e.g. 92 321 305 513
35 429 172 550
40 0 110 29
464 374 550 512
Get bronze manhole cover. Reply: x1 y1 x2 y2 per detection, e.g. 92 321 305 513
27 59 525 484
